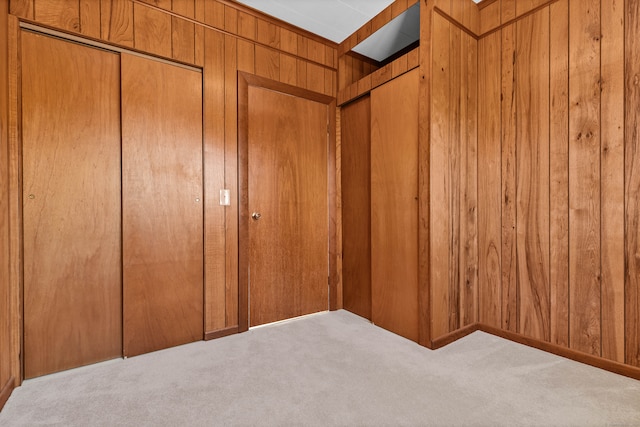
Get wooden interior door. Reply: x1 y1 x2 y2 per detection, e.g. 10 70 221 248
370 68 420 342
121 54 204 357
22 31 122 378
341 96 372 320
246 85 329 327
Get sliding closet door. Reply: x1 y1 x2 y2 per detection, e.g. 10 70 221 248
22 31 122 378
341 96 372 320
121 54 204 357
370 68 419 342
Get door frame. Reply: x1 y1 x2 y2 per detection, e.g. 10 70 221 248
237 72 338 332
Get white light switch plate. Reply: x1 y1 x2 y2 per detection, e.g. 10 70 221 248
220 189 230 206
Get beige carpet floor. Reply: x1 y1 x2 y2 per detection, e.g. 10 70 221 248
1 310 639 426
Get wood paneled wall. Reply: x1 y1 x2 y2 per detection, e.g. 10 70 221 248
429 10 478 341
4 0 337 385
0 0 14 410
477 0 640 367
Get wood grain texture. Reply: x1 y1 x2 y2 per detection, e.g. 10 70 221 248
203 28 227 333
500 23 517 332
515 0 548 18
254 44 279 80
458 32 478 327
479 0 500 34
600 0 625 363
625 0 640 367
515 8 550 341
172 16 195 63
247 86 329 327
477 30 501 328
371 69 419 342
418 0 433 347
121 53 203 357
238 11 256 40
7 15 20 387
224 35 239 329
340 96 371 320
34 0 79 32
549 0 569 348
430 14 451 339
9 0 34 19
21 32 122 378
80 0 101 38
0 0 11 391
447 18 461 332
101 0 134 47
568 0 601 356
133 2 171 57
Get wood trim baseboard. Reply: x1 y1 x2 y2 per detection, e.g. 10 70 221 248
0 377 15 412
430 323 480 349
478 325 640 381
204 326 239 341
428 323 640 381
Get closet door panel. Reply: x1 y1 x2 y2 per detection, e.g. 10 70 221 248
22 31 122 378
121 54 204 357
341 96 372 320
370 69 419 342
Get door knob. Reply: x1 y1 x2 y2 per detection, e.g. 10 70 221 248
251 212 262 221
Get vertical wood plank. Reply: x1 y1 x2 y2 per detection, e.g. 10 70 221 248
480 0 500 34
101 0 134 47
237 40 255 74
600 0 625 363
307 63 325 94
568 0 601 356
418 2 433 347
501 23 518 332
297 35 308 90
237 11 256 40
204 0 224 29
9 0 34 19
172 0 194 17
515 8 550 341
448 24 462 331
194 0 205 66
478 30 501 328
80 0 101 38
171 1 195 64
204 28 227 333
224 5 237 33
625 0 640 368
549 0 570 348
172 17 195 64
502 0 516 22
224 34 239 328
0 0 12 389
459 32 478 326
279 54 297 86
34 0 80 32
430 14 451 339
255 45 279 80
8 15 22 386
515 0 548 18
133 3 172 58
256 19 280 49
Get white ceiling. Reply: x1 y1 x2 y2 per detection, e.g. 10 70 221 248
235 0 482 61
234 0 397 44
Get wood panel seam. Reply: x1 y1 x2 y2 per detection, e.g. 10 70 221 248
130 0 336 71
